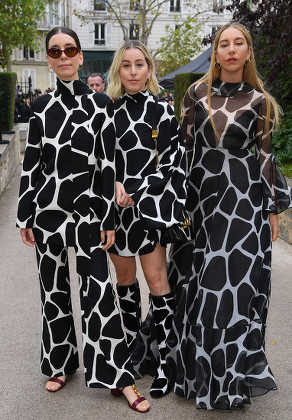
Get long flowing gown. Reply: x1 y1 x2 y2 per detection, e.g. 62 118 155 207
165 80 292 409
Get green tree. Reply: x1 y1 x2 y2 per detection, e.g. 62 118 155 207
155 15 202 78
226 0 292 110
0 0 50 70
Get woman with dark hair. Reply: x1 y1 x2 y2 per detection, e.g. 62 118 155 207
16 26 150 413
166 22 291 410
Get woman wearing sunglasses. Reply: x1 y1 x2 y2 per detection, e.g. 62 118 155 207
16 26 150 413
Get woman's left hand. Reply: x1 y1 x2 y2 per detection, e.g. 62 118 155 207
269 213 279 242
100 230 115 250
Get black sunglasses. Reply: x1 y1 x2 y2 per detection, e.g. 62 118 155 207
47 46 80 59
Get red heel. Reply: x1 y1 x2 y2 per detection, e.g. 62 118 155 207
111 388 124 397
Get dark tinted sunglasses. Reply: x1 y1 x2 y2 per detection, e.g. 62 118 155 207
47 46 80 59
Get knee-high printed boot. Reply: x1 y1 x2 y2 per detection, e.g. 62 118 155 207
116 280 142 354
150 292 175 398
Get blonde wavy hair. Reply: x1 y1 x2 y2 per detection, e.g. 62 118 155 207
107 40 160 98
186 22 282 136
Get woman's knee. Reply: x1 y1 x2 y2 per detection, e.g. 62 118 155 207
110 254 136 285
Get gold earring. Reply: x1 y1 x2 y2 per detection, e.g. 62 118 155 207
48 67 54 73
214 62 221 69
78 65 83 71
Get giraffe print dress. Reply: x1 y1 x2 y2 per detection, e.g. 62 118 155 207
108 90 187 256
166 80 292 409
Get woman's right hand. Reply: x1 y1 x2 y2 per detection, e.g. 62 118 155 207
115 181 135 207
20 228 36 247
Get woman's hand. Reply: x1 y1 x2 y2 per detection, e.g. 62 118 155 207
20 228 36 247
100 230 115 250
269 213 279 242
115 181 135 207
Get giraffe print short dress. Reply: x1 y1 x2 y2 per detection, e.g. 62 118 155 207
165 80 292 409
108 90 187 256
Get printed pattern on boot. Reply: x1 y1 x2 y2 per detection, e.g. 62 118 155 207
117 281 142 353
150 292 175 397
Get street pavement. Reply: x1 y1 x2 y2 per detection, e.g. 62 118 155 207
1 166 292 420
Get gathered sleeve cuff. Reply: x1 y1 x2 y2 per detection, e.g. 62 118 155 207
256 97 292 214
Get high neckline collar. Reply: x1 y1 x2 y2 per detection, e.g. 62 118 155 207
124 90 150 103
57 79 92 96
211 79 254 98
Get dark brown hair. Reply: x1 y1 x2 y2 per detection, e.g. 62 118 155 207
45 26 81 52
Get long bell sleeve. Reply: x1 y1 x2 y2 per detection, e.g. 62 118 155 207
16 105 42 228
98 108 116 231
255 97 292 213
127 101 187 230
181 89 196 174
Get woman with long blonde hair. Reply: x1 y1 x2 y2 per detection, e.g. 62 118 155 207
167 22 291 410
106 40 187 398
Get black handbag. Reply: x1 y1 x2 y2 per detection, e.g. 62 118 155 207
160 213 193 247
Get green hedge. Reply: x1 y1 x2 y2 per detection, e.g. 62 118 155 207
272 110 292 178
0 72 17 131
174 73 205 121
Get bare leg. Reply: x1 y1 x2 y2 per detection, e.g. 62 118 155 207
109 254 137 285
139 244 169 295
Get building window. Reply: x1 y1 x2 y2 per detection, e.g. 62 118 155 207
23 47 35 60
212 26 220 36
129 24 139 40
213 0 224 12
130 0 140 11
94 0 106 11
95 23 106 45
170 0 181 12
49 2 60 25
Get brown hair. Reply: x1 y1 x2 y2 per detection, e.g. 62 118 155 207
186 22 281 136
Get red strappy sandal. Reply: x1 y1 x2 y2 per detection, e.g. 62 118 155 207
111 384 150 413
46 370 76 392
46 377 66 392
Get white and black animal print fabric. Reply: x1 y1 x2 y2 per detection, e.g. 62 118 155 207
16 79 135 388
108 90 187 256
17 79 116 274
165 80 292 409
35 242 135 388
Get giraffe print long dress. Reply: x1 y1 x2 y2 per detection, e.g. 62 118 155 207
166 80 292 409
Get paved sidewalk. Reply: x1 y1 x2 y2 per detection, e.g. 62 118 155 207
1 166 292 420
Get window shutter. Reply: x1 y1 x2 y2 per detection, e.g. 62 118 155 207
50 72 57 89
88 22 95 46
35 50 42 61
181 0 187 13
17 48 23 61
23 69 36 91
106 23 112 46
